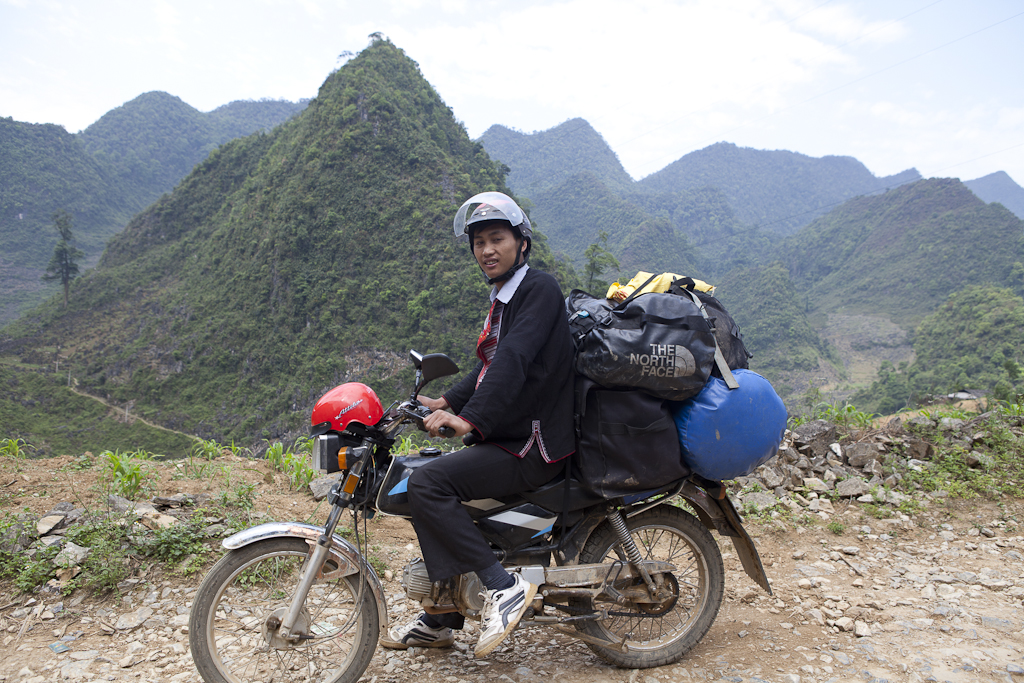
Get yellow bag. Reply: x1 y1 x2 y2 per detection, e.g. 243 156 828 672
606 272 715 302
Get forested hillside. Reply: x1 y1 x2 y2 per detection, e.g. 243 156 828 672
716 264 840 397
78 91 306 208
965 170 1024 220
637 142 921 235
479 119 634 196
6 43 1022 449
0 119 138 322
779 178 1024 326
0 94 306 325
854 286 1024 414
527 172 698 280
0 39 572 453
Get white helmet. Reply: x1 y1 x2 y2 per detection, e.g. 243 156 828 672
453 192 532 241
453 192 533 284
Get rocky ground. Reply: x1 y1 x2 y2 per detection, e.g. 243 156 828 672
2 415 1024 683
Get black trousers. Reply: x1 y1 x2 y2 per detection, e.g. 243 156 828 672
407 442 564 583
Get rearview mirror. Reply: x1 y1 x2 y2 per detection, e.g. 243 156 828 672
420 353 459 383
409 350 459 399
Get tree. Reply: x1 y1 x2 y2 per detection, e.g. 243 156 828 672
1010 261 1024 298
42 210 84 309
582 231 620 295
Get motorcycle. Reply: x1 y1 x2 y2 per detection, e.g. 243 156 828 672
189 350 771 683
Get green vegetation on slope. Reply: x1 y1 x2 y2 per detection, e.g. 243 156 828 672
0 364 195 457
2 39 570 447
529 172 699 279
479 119 634 196
638 141 920 235
780 178 1024 327
0 94 305 325
78 92 306 208
854 286 1024 414
0 119 138 317
965 171 1024 221
716 264 839 397
628 186 772 280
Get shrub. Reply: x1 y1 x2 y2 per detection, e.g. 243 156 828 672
139 520 208 564
63 515 133 594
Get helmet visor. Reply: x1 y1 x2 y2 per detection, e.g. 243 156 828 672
453 192 529 241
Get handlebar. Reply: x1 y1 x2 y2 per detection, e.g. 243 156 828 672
395 401 456 439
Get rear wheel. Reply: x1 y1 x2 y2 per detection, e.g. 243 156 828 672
189 537 379 683
572 506 724 668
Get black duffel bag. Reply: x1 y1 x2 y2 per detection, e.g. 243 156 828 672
666 278 751 377
575 380 689 498
567 288 717 402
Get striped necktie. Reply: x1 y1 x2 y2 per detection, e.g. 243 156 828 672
475 299 504 388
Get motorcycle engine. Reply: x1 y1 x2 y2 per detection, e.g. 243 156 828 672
400 558 485 617
401 558 433 603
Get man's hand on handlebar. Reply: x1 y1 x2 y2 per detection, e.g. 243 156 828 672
422 408 473 439
418 396 449 412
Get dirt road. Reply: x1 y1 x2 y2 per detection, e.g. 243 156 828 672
2 457 1023 683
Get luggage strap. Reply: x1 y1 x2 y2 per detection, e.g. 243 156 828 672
680 289 739 390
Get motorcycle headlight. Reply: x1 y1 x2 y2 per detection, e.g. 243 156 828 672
312 434 343 473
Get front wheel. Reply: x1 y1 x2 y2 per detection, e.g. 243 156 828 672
189 537 379 683
572 506 725 668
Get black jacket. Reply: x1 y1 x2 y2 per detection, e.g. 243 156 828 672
443 268 575 462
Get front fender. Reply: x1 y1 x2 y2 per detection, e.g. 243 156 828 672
223 522 389 636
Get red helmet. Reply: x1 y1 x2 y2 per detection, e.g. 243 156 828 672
311 382 384 432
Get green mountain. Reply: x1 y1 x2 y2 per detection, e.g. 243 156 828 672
0 94 306 326
0 39 573 453
627 186 772 281
477 123 910 284
637 142 920 236
965 171 1024 221
527 172 698 282
479 119 634 196
0 364 194 458
715 264 839 398
853 285 1024 413
78 91 307 207
780 178 1024 326
0 118 138 323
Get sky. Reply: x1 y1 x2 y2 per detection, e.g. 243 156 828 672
2 0 1022 185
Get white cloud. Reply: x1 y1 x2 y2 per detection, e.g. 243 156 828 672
2 0 1021 184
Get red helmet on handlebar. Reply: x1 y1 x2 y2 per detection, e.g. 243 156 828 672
311 382 384 432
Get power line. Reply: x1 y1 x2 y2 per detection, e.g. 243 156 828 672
932 141 1024 174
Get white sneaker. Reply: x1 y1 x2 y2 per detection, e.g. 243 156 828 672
380 615 455 650
474 572 537 657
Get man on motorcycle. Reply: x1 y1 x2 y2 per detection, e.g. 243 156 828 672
380 192 576 657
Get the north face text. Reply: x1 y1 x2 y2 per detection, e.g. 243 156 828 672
630 344 696 377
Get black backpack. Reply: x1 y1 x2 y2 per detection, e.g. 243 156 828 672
566 275 750 401
666 277 751 379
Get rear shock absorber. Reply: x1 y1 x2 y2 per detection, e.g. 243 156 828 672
607 508 658 594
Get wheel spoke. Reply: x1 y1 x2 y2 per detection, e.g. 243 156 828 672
191 538 377 683
570 508 725 665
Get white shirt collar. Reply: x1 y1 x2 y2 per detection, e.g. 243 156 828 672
490 264 530 304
